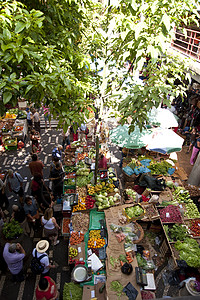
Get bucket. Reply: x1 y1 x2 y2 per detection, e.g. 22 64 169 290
179 279 200 297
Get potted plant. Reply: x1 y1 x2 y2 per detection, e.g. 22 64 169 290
2 219 23 240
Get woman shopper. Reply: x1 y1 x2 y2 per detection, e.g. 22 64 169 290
31 109 41 133
41 208 60 246
190 135 200 165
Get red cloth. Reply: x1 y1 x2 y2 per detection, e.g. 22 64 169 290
35 276 57 300
31 180 40 192
98 156 107 169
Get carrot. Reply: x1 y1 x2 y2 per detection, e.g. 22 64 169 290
120 260 124 267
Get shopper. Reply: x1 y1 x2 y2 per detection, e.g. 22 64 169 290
187 127 198 153
32 240 56 276
98 153 107 169
30 175 53 212
29 154 44 178
43 105 51 130
52 145 63 159
26 108 32 130
32 108 41 133
190 136 200 165
30 129 41 154
11 205 30 235
35 276 59 300
62 127 70 150
3 242 25 282
0 177 9 210
49 162 64 199
41 208 60 246
24 196 40 231
7 169 24 204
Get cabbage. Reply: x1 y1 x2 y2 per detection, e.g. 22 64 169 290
166 181 174 189
175 238 200 268
125 205 144 218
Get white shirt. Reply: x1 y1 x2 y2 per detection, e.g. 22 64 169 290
32 248 49 274
42 217 55 230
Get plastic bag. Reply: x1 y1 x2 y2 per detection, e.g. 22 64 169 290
123 166 134 176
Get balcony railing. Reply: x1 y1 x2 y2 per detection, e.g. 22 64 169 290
171 27 200 63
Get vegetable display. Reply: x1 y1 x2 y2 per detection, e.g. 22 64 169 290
71 213 89 233
69 247 78 258
63 282 82 300
95 191 121 210
110 281 124 298
163 224 189 242
76 172 93 187
175 238 200 268
125 189 137 202
136 253 147 268
85 195 95 209
148 160 173 175
159 205 182 223
124 205 144 220
62 218 70 234
69 232 84 245
188 219 200 237
172 186 191 203
184 202 200 219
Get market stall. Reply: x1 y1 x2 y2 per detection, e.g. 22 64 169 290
0 108 28 151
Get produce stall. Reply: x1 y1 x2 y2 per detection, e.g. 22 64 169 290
0 108 28 151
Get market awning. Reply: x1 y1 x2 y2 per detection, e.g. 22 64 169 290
109 124 151 149
145 128 184 154
148 107 178 128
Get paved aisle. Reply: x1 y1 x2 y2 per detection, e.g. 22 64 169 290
0 112 71 300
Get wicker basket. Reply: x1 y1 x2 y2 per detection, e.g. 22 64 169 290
122 169 138 183
132 221 144 244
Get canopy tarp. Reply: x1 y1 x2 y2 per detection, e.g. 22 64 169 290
148 107 178 128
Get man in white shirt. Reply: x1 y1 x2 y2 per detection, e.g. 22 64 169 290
32 240 56 276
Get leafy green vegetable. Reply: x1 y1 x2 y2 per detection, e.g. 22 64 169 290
164 224 188 242
125 205 144 219
175 238 200 268
136 253 147 267
148 160 173 175
166 181 174 189
110 281 124 298
63 282 83 300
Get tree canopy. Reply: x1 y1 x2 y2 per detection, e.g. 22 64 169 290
0 0 199 131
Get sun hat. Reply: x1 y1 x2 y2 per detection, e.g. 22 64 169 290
36 240 49 253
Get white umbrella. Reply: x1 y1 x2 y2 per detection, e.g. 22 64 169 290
144 128 184 154
148 107 178 128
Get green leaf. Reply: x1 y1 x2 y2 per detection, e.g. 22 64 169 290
3 92 12 104
10 73 16 80
25 84 34 94
162 14 171 32
15 22 26 34
16 51 23 63
3 28 11 39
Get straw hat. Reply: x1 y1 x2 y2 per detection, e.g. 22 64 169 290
36 240 49 253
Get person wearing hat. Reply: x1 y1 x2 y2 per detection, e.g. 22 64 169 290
7 169 24 204
52 145 63 160
3 242 25 282
32 240 56 276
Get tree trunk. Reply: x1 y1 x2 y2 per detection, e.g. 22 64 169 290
187 152 200 186
94 135 99 185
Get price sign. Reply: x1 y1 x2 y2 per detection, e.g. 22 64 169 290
94 241 96 247
166 213 170 218
78 247 81 253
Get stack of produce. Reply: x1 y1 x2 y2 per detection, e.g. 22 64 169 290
85 195 95 209
184 202 200 219
187 219 200 237
76 164 93 187
88 230 106 248
62 218 70 235
69 232 84 245
174 238 200 268
95 190 121 210
88 182 115 195
71 213 89 233
159 205 182 223
72 197 86 212
69 247 78 258
172 186 191 203
163 224 189 242
123 204 145 221
125 189 137 202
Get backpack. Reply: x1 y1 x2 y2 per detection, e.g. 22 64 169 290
31 250 47 274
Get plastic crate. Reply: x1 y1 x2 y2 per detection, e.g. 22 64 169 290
5 145 18 151
61 217 71 236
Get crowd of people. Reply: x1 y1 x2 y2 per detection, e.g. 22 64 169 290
0 106 92 299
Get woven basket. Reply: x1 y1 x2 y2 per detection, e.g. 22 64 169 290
133 221 144 244
122 169 138 183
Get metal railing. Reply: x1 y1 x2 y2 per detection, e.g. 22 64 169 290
171 27 200 62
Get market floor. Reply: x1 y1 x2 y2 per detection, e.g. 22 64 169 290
0 113 71 300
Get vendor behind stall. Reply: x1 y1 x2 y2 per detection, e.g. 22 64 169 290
98 153 107 169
